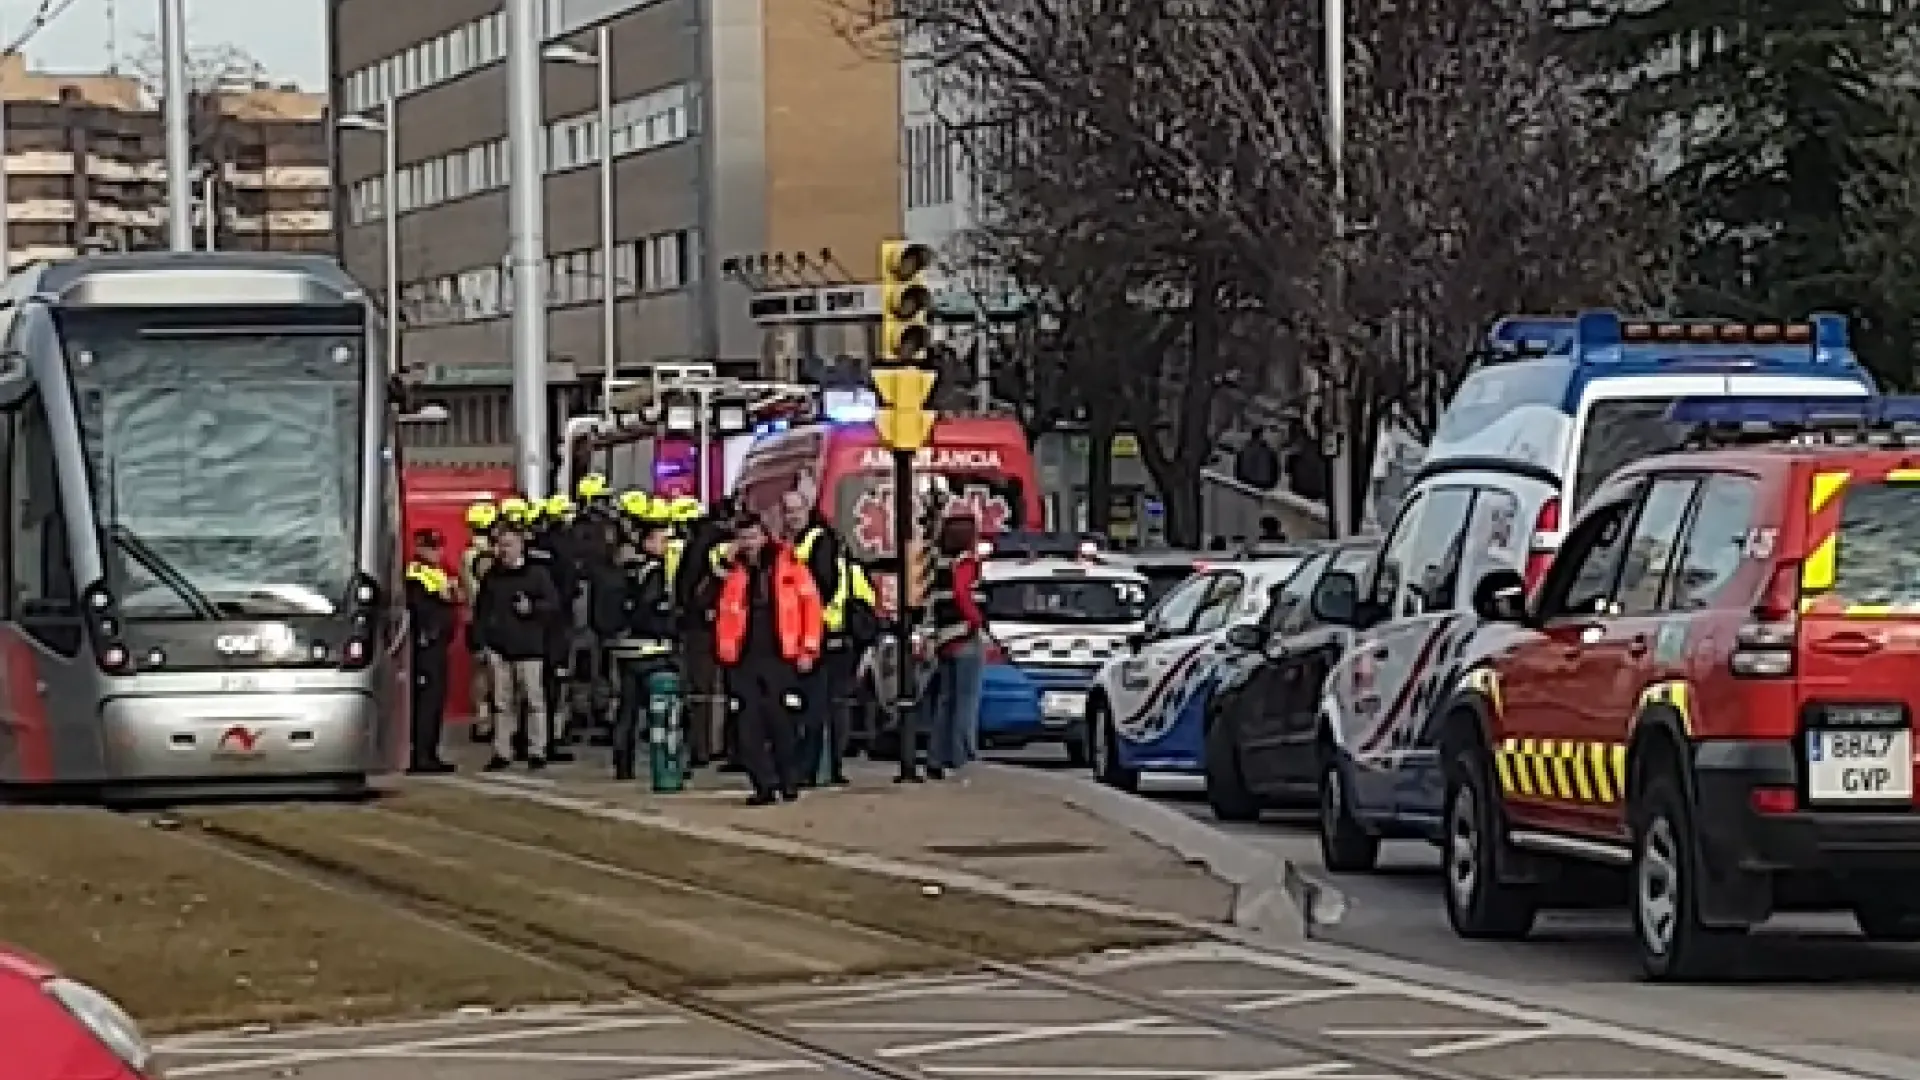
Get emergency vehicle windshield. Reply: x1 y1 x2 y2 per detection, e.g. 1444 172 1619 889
983 576 1148 625
63 309 363 619
836 473 1026 560
1830 480 1920 606
1573 398 1697 507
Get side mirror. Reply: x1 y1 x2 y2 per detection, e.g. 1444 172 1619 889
1471 569 1529 623
1311 570 1359 626
0 351 30 408
1224 622 1267 651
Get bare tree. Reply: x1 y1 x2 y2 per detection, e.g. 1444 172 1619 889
852 0 1670 532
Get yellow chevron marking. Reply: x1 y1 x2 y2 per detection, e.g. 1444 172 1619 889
1810 471 1850 515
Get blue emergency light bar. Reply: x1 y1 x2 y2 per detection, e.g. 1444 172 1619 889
1487 316 1576 356
1666 395 1920 433
1568 310 1856 367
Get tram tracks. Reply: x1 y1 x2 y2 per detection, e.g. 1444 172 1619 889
181 801 1507 1080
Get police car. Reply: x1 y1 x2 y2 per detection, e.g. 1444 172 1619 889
1086 554 1310 791
976 555 1150 763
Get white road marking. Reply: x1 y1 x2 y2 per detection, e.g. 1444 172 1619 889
1322 1027 1518 1039
760 977 1066 1015
921 1066 1395 1079
875 1016 1203 1057
165 1015 674 1077
1409 1029 1553 1058
627 1063 819 1080
1084 942 1871 1079
155 1000 654 1049
1227 987 1368 1013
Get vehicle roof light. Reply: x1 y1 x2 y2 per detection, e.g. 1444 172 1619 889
1576 310 1847 366
1667 394 1920 445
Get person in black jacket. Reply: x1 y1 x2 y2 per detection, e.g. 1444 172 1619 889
404 539 457 775
474 529 563 772
604 523 676 780
781 491 844 786
676 498 732 770
529 500 581 762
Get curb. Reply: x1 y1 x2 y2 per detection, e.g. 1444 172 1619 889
975 764 1339 942
432 774 1228 937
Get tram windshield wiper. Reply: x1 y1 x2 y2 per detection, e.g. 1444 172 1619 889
109 526 220 621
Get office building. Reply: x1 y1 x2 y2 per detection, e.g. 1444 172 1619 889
328 0 903 455
0 52 330 264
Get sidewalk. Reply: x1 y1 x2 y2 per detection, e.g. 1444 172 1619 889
444 740 1244 927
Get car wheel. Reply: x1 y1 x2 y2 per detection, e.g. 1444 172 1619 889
1854 898 1920 941
1091 701 1138 792
1632 773 1742 981
1204 716 1262 823
1063 723 1091 768
1441 745 1536 939
1317 757 1379 872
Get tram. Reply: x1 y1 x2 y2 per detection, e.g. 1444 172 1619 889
0 252 406 797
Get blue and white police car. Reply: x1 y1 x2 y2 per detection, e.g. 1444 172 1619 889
976 552 1151 764
1086 554 1309 791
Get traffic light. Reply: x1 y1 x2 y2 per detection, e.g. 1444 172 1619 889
872 365 936 451
879 240 934 363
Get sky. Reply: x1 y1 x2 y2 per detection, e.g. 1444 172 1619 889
4 0 326 88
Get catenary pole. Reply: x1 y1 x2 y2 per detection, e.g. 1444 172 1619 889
507 0 550 497
160 0 192 251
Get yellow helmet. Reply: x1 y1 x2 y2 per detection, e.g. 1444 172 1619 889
465 501 498 530
543 495 574 520
669 496 702 523
577 473 609 500
499 497 533 525
619 490 651 518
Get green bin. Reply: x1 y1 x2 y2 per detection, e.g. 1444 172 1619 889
646 668 685 793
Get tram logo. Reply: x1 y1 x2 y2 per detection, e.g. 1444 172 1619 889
213 726 264 759
214 625 296 659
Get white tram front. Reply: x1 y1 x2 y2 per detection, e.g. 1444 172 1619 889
0 252 406 798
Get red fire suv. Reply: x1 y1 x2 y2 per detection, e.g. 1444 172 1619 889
1435 395 1920 981
0 945 154 1079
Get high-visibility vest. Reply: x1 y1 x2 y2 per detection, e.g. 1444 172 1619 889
796 526 850 631
664 538 685 583
708 541 732 574
848 563 876 605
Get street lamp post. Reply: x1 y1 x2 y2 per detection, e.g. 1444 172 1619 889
1324 0 1352 537
506 0 550 499
544 25 617 420
159 0 193 251
340 102 401 373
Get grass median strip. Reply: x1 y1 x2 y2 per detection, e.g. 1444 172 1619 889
378 786 1195 959
195 804 972 987
0 808 613 1034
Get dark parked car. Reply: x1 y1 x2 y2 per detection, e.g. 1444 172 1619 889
1203 539 1378 821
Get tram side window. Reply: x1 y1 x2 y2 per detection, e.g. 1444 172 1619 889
12 396 78 652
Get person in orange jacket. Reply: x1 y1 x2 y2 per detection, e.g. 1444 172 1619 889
714 514 824 805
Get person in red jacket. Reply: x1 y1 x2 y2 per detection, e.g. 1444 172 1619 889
921 510 986 779
714 515 824 804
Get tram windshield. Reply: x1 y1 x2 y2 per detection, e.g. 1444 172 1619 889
61 307 365 619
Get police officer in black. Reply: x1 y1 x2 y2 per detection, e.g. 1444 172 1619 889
528 497 579 763
405 530 457 774
677 497 733 769
603 523 676 780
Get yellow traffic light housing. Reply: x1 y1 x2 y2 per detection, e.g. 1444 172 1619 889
872 365 937 451
879 240 934 363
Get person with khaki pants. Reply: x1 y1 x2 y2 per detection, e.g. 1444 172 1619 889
472 529 562 772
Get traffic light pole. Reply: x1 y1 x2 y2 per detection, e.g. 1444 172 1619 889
891 446 919 780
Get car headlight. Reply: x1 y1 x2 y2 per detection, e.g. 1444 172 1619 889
45 977 152 1072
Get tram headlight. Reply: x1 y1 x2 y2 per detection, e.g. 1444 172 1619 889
44 977 154 1073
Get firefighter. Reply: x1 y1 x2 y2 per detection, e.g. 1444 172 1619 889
461 501 500 743
674 497 731 770
619 490 653 548
577 472 612 515
405 535 457 774
474 527 563 772
530 495 582 761
603 522 676 780
781 491 845 786
714 514 824 805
